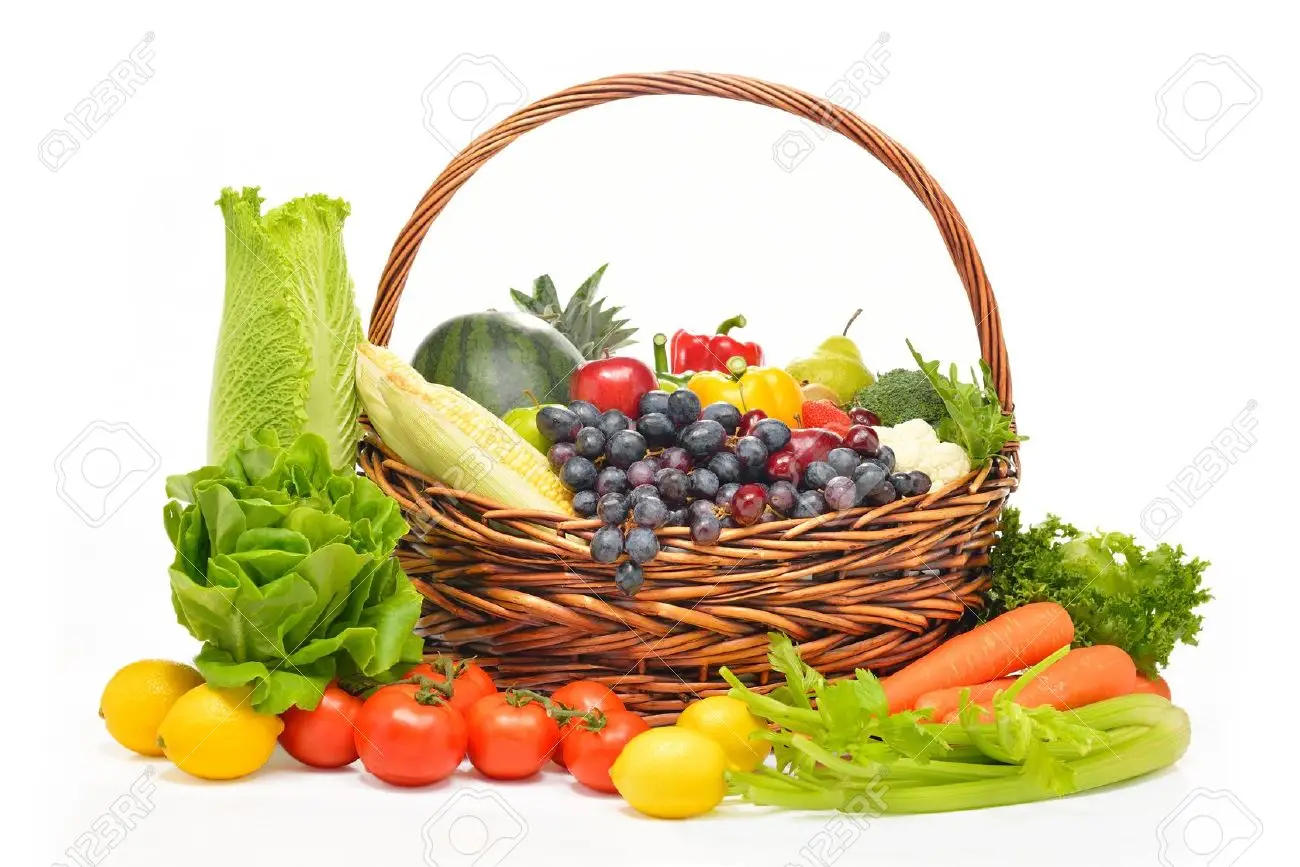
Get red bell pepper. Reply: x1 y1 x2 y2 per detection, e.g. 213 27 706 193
670 315 763 374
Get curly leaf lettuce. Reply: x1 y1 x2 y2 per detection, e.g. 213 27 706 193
988 507 1211 676
164 431 421 713
209 188 363 472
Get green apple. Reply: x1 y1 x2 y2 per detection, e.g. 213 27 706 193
785 310 874 404
503 404 563 452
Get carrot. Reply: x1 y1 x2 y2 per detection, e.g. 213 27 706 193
1130 672 1172 700
881 602 1074 713
913 678 1017 720
940 644 1137 723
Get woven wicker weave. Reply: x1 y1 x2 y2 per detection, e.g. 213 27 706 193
360 72 1018 724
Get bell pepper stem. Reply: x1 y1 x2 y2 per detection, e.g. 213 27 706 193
716 314 748 335
653 333 692 385
726 355 750 380
842 309 862 337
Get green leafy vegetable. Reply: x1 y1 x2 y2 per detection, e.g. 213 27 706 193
989 507 1211 676
209 187 363 472
723 635 1190 814
164 431 422 714
907 340 1024 464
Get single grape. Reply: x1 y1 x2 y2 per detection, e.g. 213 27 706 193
852 463 888 503
597 409 633 438
844 425 880 457
595 466 630 496
700 402 742 434
590 524 623 562
626 460 657 488
718 516 736 529
715 482 741 507
750 418 792 453
824 476 858 510
733 436 769 474
597 492 629 524
687 467 720 500
909 470 932 495
537 406 581 443
605 429 648 469
848 407 881 427
628 484 660 508
687 499 717 524
667 389 703 426
614 561 644 596
827 447 860 478
625 527 660 564
574 426 606 460
654 467 689 506
642 456 663 474
801 461 837 491
636 412 677 449
792 490 826 518
889 472 917 498
707 451 742 484
666 508 687 527
547 441 577 470
572 489 598 517
875 445 896 473
765 449 800 486
731 483 767 526
737 409 767 436
690 512 722 544
637 390 672 418
758 510 779 524
560 456 598 491
659 447 693 473
767 480 799 516
633 496 669 529
678 419 727 459
568 400 602 429
862 478 897 506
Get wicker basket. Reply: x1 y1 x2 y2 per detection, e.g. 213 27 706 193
360 72 1019 724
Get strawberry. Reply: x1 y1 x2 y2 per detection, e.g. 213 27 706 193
799 400 851 437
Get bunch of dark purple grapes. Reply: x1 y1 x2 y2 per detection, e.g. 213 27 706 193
537 390 932 597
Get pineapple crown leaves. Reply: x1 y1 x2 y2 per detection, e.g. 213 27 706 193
510 264 637 359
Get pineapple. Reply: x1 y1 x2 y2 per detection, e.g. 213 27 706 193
511 264 637 359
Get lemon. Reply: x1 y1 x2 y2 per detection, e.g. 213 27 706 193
157 684 283 780
609 727 727 819
676 695 771 772
100 660 206 756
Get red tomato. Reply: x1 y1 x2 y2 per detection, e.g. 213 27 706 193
550 680 625 767
279 682 363 769
465 692 560 780
353 684 467 787
562 710 650 793
405 659 497 714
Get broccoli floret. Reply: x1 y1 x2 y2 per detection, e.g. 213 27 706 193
851 368 948 427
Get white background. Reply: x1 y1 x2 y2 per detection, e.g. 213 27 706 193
4 2 1295 865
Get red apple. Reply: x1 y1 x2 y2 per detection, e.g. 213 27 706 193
569 357 658 418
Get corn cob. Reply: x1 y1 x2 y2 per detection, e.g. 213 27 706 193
356 342 573 515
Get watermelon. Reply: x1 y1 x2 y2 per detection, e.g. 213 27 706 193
411 311 585 417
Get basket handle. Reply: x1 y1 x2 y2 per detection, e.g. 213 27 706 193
369 71 1013 413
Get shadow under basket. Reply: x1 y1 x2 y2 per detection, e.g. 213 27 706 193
359 72 1021 725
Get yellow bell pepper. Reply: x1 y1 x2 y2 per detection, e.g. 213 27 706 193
687 357 803 427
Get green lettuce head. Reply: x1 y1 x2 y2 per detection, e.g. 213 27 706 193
163 431 422 713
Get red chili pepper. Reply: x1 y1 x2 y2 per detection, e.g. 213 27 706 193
669 315 763 374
